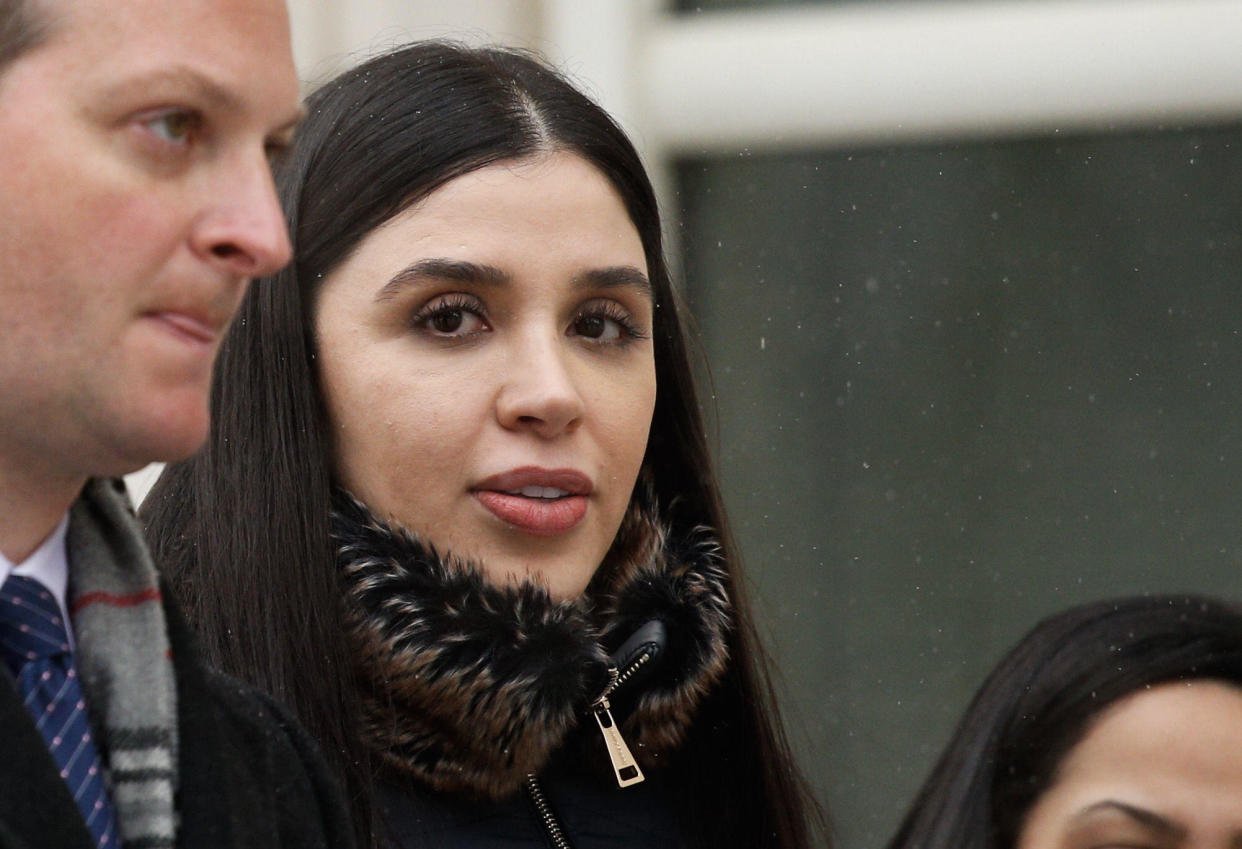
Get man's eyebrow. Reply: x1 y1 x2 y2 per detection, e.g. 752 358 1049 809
97 67 243 112
572 266 652 299
95 66 304 130
1076 801 1186 840
377 259 510 301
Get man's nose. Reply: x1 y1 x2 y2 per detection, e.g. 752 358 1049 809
190 154 292 279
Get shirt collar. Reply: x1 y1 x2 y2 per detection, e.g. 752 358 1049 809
0 514 72 640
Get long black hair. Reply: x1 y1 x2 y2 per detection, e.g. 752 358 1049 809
885 594 1242 849
142 41 822 849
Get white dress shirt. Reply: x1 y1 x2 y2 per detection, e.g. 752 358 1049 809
0 514 74 647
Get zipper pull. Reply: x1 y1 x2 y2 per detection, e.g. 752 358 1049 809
592 697 645 788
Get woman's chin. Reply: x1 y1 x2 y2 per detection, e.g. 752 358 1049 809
490 562 590 601
466 550 595 601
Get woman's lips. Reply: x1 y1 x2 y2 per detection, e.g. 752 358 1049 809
472 467 592 536
473 490 588 536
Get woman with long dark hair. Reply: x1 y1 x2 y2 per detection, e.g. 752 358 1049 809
886 594 1242 849
142 41 822 849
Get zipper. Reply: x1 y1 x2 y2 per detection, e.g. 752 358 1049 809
612 648 653 693
590 649 654 788
591 696 644 787
526 773 574 849
526 647 658 846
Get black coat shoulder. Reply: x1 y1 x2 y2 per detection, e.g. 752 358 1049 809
165 596 356 849
0 596 357 849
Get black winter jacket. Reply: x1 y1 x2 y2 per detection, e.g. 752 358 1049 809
332 491 732 849
378 745 684 849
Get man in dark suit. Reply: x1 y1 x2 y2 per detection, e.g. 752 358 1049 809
0 1 354 847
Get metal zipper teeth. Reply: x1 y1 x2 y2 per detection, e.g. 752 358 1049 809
525 648 658 846
607 648 654 697
526 773 575 849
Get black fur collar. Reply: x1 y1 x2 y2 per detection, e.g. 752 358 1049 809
331 489 732 800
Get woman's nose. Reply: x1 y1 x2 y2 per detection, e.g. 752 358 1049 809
495 336 586 439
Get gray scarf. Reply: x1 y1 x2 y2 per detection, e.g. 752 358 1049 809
67 478 179 849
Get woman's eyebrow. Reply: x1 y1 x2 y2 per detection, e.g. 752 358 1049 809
376 258 510 301
573 266 653 298
1076 800 1186 840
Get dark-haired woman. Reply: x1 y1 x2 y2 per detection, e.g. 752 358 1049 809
886 594 1242 849
142 41 823 849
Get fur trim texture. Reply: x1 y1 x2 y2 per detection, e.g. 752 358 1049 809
332 488 732 800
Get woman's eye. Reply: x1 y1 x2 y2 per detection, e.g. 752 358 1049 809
144 110 201 145
573 314 622 341
414 298 489 338
570 300 648 344
429 308 479 335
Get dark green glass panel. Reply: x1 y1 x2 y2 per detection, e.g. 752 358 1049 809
676 125 1242 848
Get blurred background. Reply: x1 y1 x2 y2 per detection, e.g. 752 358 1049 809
130 1 1242 845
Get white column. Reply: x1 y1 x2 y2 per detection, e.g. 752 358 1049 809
640 0 1242 152
539 0 679 268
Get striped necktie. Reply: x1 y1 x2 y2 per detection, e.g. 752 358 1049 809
0 574 123 848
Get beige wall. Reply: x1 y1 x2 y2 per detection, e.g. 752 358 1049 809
289 1 542 83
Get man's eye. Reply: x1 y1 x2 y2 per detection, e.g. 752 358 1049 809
145 110 200 145
266 140 292 170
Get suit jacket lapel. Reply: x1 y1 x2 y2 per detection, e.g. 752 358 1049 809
0 672 94 849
